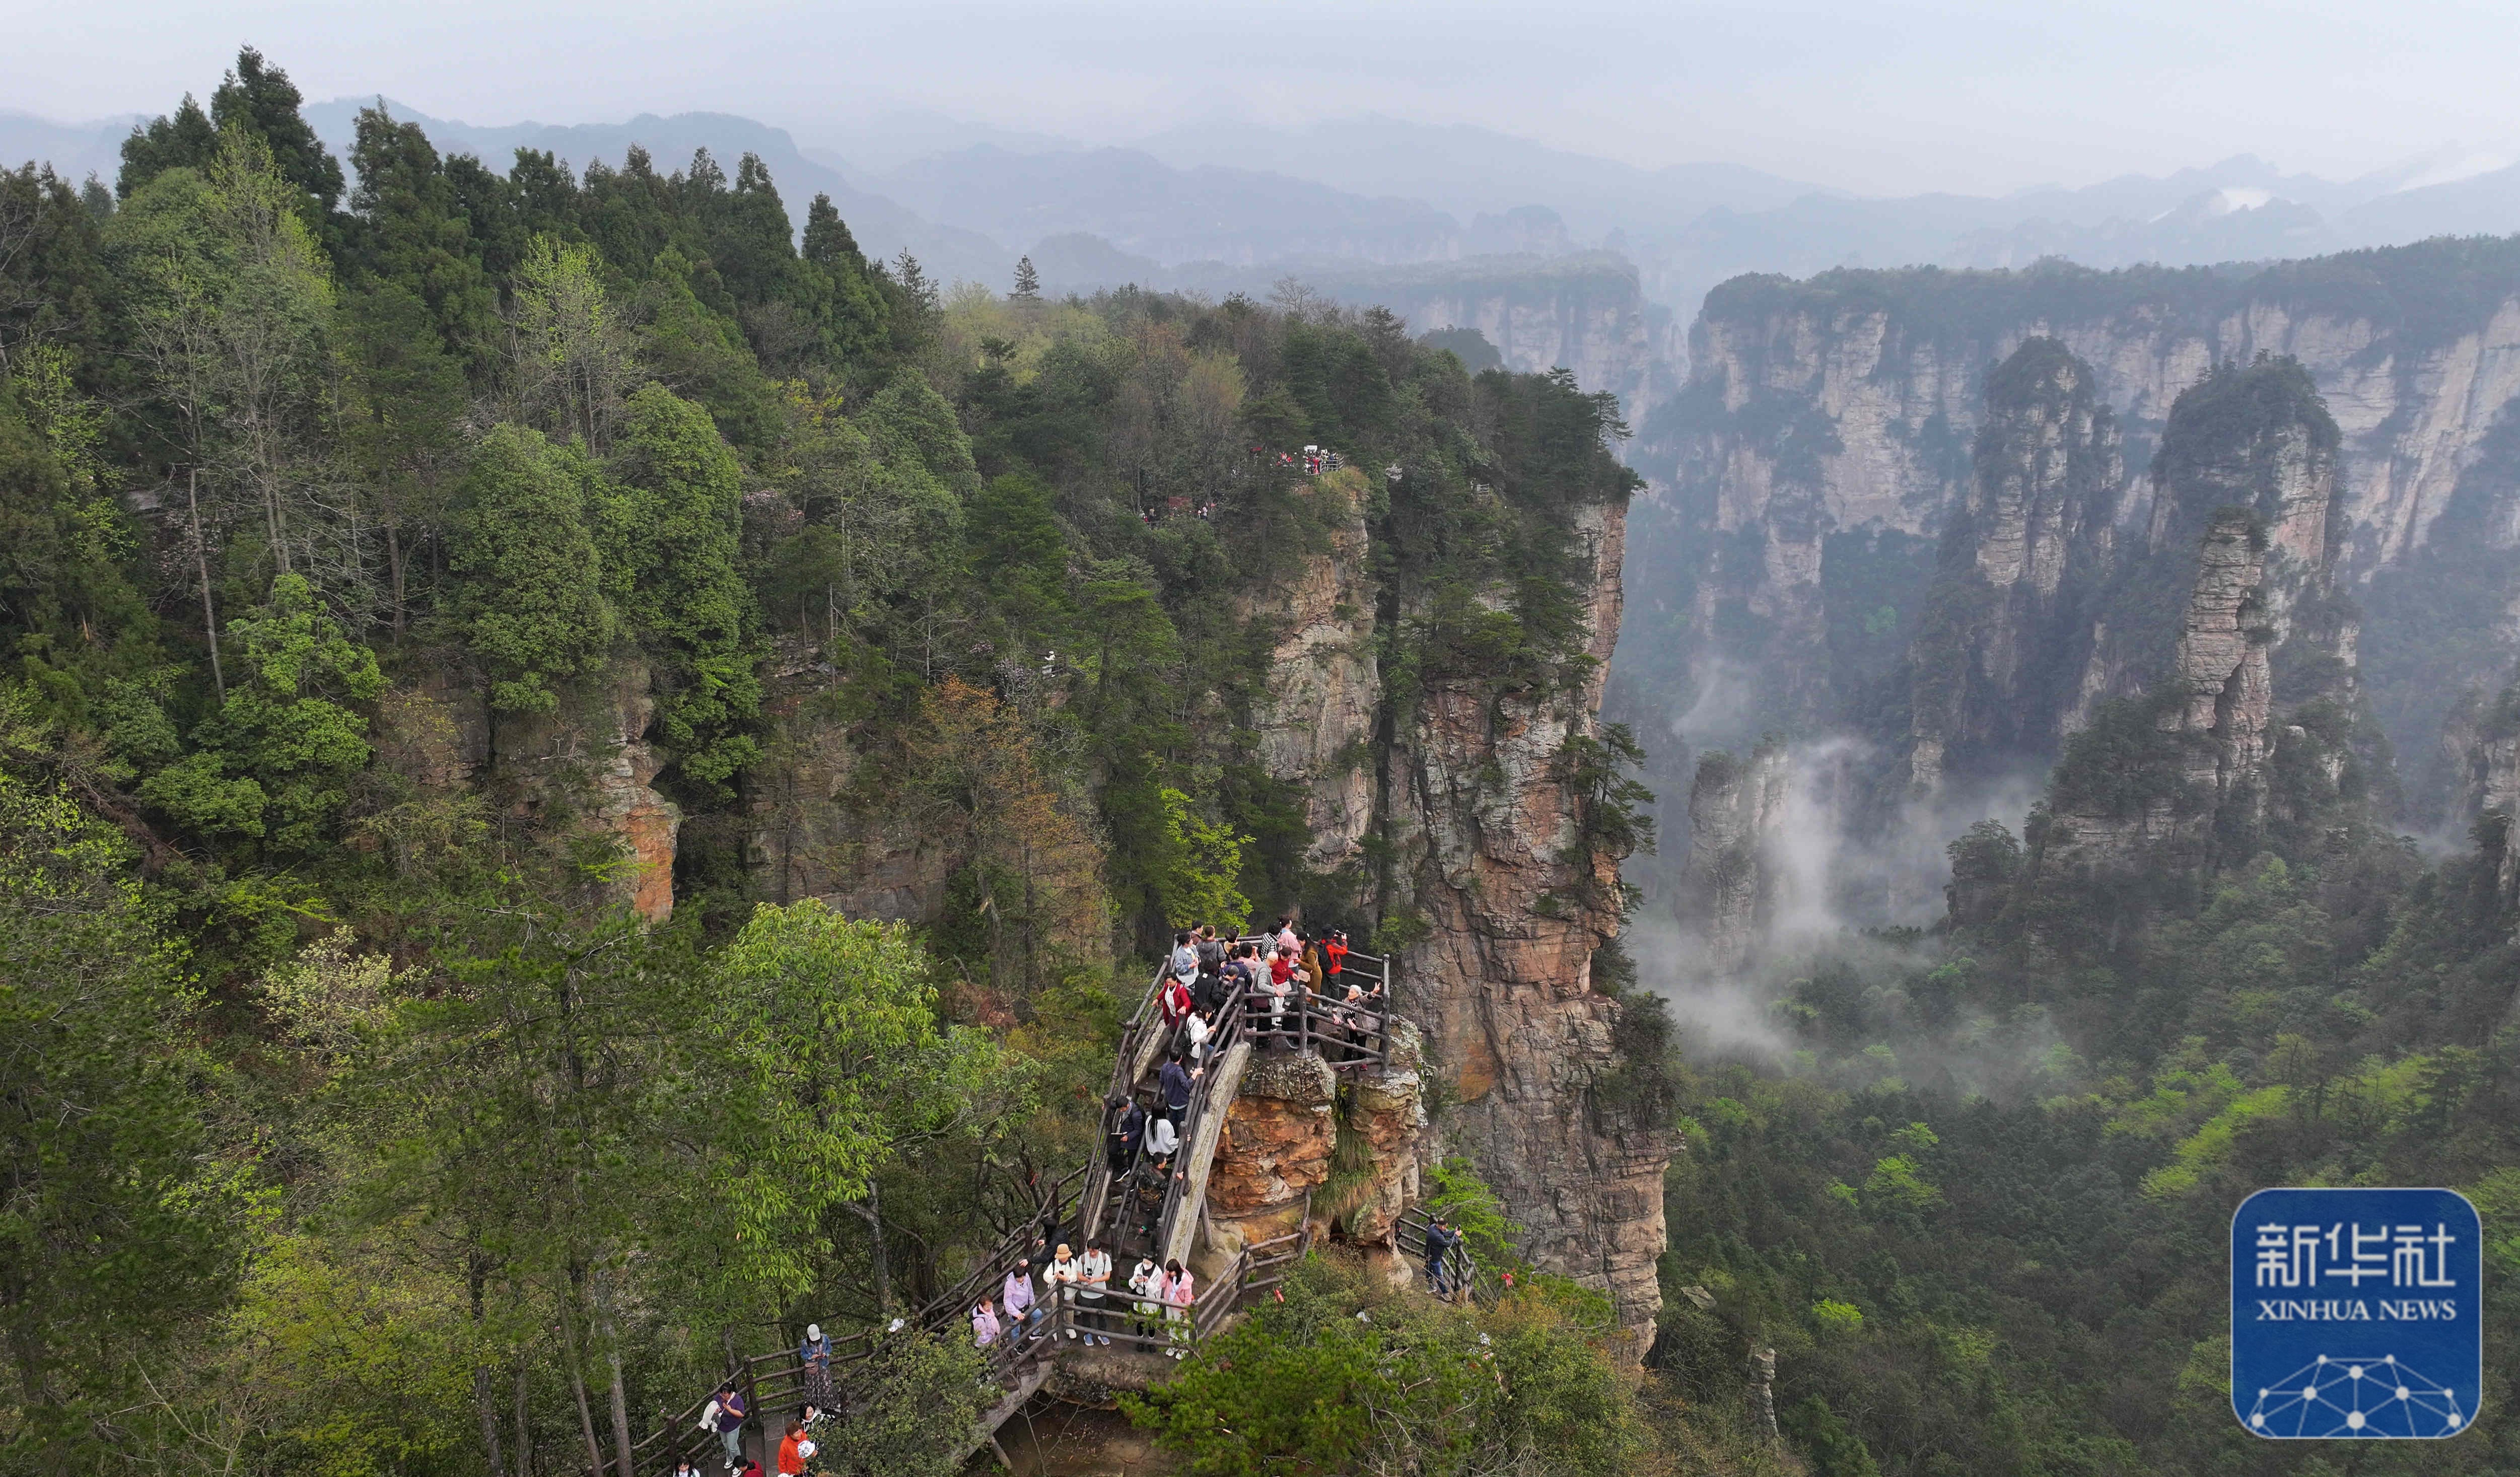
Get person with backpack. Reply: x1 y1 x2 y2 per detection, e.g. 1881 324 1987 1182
1168 930 1199 991
1183 1002 1214 1065
1194 925 1226 1007
1323 929 1349 981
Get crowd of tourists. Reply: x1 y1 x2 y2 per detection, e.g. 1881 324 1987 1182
680 916 1394 1472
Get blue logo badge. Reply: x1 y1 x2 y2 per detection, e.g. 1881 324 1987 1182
2231 1187 2482 1438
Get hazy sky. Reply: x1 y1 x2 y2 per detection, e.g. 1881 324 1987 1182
10 0 2520 195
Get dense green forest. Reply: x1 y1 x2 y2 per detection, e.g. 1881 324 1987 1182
1650 551 2520 1468
13 42 2517 1477
0 46 1669 1477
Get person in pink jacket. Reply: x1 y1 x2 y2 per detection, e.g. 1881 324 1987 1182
1161 1258 1196 1358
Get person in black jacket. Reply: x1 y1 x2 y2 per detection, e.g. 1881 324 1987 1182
1106 1095 1144 1173
1424 1215 1459 1298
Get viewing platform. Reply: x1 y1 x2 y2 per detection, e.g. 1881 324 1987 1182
633 935 1476 1473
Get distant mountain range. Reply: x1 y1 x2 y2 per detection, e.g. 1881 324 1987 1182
10 100 2520 331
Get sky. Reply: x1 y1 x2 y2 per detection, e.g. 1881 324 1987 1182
8 0 2520 196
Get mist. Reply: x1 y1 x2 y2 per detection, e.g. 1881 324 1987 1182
16 1 2520 198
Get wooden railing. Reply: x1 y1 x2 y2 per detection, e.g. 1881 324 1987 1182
632 1167 1084 1476
634 929 1390 1474
1393 1203 1504 1307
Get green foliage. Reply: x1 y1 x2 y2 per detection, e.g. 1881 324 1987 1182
806 1329 992 1477
451 424 615 712
0 737 247 1466
1124 1254 1640 1477
704 901 1023 1307
1780 1395 1880 1477
142 573 385 850
603 383 763 793
1153 786 1252 931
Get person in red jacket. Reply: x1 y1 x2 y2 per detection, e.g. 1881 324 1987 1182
775 1418 815 1477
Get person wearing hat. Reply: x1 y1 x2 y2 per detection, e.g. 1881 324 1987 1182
1046 1243 1082 1338
797 1322 832 1404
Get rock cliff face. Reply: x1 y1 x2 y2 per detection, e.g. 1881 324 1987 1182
1205 1021 1427 1264
376 648 684 922
2036 359 2359 875
1908 339 2123 791
1382 496 1670 1356
1621 245 2520 813
1675 740 1790 968
727 465 1664 1350
1236 478 1381 871
1319 254 1681 426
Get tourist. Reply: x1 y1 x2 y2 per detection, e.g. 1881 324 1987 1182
972 1296 1001 1349
1003 1257 1042 1340
1323 928 1348 981
1194 925 1226 1010
775 1418 814 1477
1425 1215 1458 1298
796 1322 831 1405
697 1380 746 1470
1078 1237 1115 1345
1145 1109 1179 1170
1162 1258 1197 1357
1129 1254 1163 1340
1159 1049 1198 1130
1169 930 1200 990
1047 1243 1082 1338
1184 1002 1213 1064
675 1458 699 1477
1261 945 1293 1044
1274 915 1300 956
1107 1094 1144 1173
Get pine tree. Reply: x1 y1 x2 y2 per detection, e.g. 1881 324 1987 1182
1012 254 1040 301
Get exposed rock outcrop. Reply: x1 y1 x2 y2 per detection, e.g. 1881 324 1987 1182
1625 246 2520 810
1908 339 2123 790
2035 359 2363 878
1385 495 1669 1357
376 647 682 921
1236 473 1380 871
1204 1022 1427 1270
1675 739 1789 969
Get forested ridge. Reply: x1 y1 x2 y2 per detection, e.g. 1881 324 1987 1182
14 41 2519 1477
0 45 1672 1477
